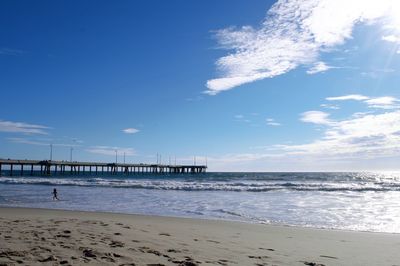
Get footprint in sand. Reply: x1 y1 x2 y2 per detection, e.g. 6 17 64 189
259 247 275 251
109 240 125 248
320 255 338 259
100 255 116 263
170 257 199 266
56 234 71 238
159 233 171 236
82 249 97 258
38 255 58 262
248 255 270 259
303 262 326 266
166 249 181 253
216 259 232 265
146 249 162 256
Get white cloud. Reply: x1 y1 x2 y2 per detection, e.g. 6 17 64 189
206 110 400 171
326 94 399 109
300 111 332 125
286 96 400 158
306 61 332 74
122 128 139 134
365 96 398 107
280 110 400 158
206 0 400 95
86 146 135 156
267 122 281 126
0 120 49 135
320 103 340 110
234 114 251 123
266 118 281 126
382 35 400 43
360 68 396 78
326 94 369 101
208 95 400 171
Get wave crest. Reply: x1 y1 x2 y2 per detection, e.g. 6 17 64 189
0 177 399 192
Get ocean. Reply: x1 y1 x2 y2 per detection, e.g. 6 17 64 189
0 172 399 233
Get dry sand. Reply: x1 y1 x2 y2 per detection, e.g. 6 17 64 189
0 207 399 265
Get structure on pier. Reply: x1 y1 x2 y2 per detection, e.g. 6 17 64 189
0 159 207 176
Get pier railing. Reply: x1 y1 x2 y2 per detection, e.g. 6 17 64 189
0 159 207 176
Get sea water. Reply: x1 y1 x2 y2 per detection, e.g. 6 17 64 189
0 172 399 233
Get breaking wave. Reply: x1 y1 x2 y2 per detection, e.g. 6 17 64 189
1 175 399 192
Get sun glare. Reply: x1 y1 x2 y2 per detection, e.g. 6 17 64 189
388 1 400 31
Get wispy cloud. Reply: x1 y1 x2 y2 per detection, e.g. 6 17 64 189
209 95 400 170
280 110 400 159
382 34 400 43
306 61 332 74
8 137 81 147
365 96 399 109
206 0 400 95
0 120 50 135
277 94 400 159
326 94 400 109
122 128 140 134
300 111 332 125
360 67 395 78
326 94 369 101
8 137 82 147
186 95 204 102
266 118 281 126
202 153 281 164
8 137 49 146
234 114 251 123
320 103 340 110
0 48 25 56
86 146 135 156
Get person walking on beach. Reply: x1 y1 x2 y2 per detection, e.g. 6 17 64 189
52 188 59 200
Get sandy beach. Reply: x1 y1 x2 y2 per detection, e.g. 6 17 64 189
0 207 398 265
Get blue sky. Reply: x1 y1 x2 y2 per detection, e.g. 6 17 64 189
1 0 400 171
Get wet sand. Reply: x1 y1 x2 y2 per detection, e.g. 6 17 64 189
0 207 399 265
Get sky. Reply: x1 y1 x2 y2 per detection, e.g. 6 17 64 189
1 0 400 171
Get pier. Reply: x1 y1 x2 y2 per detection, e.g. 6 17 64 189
0 159 207 176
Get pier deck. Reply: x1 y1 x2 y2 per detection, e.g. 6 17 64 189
0 159 207 176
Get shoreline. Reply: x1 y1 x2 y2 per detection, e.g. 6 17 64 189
1 205 399 236
1 207 400 265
